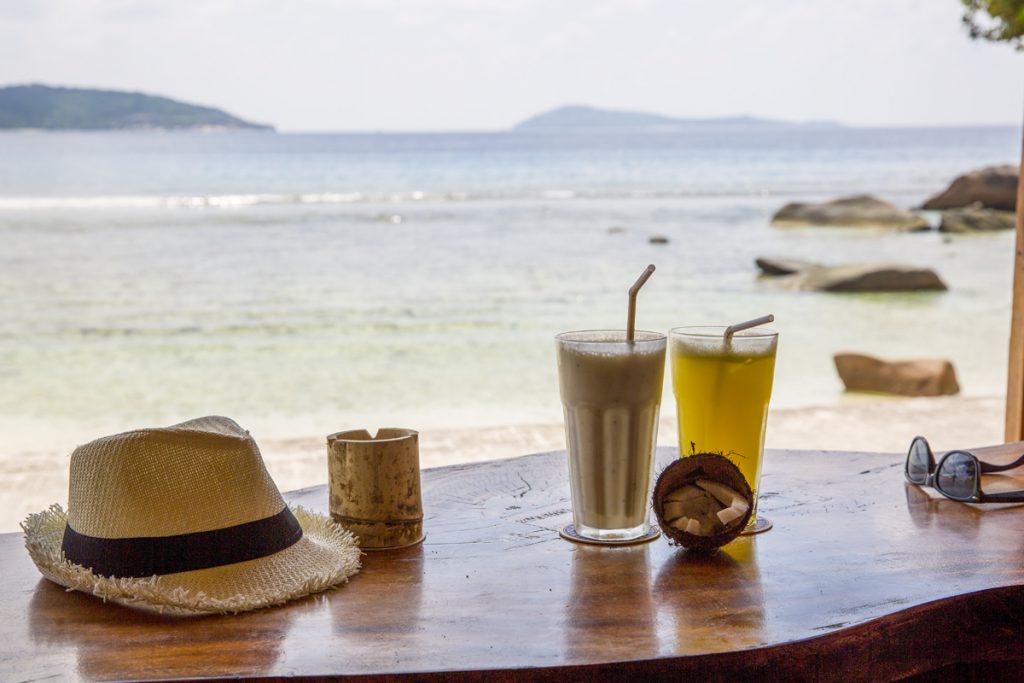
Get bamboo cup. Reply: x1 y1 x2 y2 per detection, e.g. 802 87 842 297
326 428 425 550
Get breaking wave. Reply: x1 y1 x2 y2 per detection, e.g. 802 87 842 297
0 187 804 210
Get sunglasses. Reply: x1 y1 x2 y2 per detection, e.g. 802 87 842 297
905 436 1024 503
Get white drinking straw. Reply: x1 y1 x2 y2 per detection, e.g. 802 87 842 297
724 314 775 339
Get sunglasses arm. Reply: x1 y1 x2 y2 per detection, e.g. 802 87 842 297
979 490 1024 503
979 453 1024 474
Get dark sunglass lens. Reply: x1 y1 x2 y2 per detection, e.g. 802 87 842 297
937 452 977 500
907 439 930 483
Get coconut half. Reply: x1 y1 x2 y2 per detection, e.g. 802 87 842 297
652 453 754 552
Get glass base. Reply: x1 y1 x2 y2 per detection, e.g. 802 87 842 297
575 520 650 542
560 523 660 546
740 516 773 535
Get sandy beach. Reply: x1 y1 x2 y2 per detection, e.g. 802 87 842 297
1 393 1006 534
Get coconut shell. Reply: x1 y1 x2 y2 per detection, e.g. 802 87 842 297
652 452 754 552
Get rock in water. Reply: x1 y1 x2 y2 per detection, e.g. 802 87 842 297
834 353 960 397
754 256 820 276
771 195 929 231
938 205 1016 233
649 235 669 244
922 165 1018 211
783 264 947 292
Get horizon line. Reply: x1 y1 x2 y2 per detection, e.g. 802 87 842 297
278 121 1022 134
3 121 1019 135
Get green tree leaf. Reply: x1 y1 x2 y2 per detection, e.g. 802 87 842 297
961 0 1024 48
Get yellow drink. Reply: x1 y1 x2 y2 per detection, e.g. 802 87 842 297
670 328 777 525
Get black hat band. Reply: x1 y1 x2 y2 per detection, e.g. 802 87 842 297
60 506 303 578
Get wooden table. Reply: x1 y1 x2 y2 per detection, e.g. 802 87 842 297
5 444 1024 682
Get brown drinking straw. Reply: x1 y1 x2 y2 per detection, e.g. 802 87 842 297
626 264 656 342
724 314 775 339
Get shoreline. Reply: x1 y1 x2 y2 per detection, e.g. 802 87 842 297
0 394 1006 534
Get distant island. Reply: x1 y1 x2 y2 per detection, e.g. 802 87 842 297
515 105 841 130
0 84 273 131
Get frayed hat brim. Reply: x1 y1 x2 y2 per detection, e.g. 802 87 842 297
22 504 361 616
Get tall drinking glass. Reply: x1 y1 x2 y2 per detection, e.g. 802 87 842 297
670 327 778 532
556 330 666 543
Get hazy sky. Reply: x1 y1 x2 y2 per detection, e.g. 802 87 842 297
1 0 1021 131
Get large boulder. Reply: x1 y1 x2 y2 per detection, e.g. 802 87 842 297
922 165 1018 211
771 195 929 231
755 256 820 276
938 204 1016 233
781 263 947 292
834 353 960 397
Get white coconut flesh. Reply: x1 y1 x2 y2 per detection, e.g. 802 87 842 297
661 479 750 536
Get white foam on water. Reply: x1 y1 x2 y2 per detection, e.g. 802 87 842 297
0 187 905 211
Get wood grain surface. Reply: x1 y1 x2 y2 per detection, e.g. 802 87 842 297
4 443 1024 681
1005 129 1024 441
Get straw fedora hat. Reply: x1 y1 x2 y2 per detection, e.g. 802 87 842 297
22 416 361 615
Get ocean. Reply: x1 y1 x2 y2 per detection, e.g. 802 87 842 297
0 125 1020 452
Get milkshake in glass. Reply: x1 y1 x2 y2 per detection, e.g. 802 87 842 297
556 330 666 542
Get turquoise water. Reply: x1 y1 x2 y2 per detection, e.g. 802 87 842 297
0 126 1019 446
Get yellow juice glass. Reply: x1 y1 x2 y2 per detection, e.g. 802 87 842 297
669 326 778 532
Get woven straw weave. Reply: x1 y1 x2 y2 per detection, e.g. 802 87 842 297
67 416 286 538
22 416 361 615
